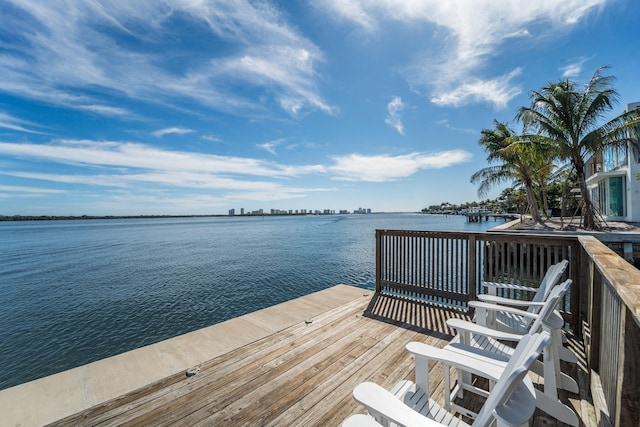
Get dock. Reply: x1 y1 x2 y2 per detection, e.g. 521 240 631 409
0 284 588 426
465 210 518 222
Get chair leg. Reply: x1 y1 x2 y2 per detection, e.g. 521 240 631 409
534 391 579 426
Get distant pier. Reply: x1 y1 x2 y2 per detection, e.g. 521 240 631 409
465 211 518 223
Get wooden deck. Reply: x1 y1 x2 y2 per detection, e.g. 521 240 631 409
48 292 589 426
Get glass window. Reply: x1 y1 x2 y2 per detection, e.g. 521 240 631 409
608 176 625 217
593 181 606 215
602 145 628 172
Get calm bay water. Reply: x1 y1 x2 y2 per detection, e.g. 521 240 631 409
0 213 494 390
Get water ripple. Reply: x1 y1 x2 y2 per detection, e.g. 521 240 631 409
0 214 492 389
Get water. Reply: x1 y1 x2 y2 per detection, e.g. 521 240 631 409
0 213 494 390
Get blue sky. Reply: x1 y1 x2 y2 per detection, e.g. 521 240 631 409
1 0 639 215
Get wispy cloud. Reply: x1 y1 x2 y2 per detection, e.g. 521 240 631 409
317 0 606 109
0 1 333 118
435 119 477 135
0 139 332 208
202 135 223 143
76 104 133 117
329 150 472 182
257 139 285 155
0 139 319 179
0 185 66 194
152 127 195 138
560 57 592 78
0 139 471 196
430 68 523 109
0 112 47 134
385 97 405 135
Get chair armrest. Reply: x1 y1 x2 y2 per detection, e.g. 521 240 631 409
342 414 382 427
352 382 441 427
405 342 505 380
469 301 540 320
477 294 546 308
483 281 537 293
447 318 525 342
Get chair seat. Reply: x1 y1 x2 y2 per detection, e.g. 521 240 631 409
390 380 469 427
347 333 550 427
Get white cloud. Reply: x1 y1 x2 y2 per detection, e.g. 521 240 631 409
152 127 195 138
0 185 66 194
435 119 476 135
385 97 405 135
430 69 523 109
329 150 472 182
0 112 47 134
76 104 132 117
0 139 323 179
0 138 334 207
257 139 285 155
313 0 377 33
202 135 223 143
0 1 332 118
317 0 607 109
560 57 592 78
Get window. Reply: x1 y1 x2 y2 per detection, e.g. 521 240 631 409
602 145 628 172
595 181 606 215
608 176 625 217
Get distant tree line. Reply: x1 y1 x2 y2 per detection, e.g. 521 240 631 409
422 182 580 217
0 214 220 221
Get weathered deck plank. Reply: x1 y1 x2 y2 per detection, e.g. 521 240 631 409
48 291 589 427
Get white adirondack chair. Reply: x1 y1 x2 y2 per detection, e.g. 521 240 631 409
446 279 578 426
343 331 552 427
476 259 568 335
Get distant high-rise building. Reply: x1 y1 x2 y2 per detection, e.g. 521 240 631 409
240 208 244 215
228 209 235 216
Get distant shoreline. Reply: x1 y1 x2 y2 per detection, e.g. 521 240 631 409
0 212 414 222
0 214 227 222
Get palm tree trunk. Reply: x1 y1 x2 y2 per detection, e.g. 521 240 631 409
577 170 598 230
541 182 549 218
524 182 542 222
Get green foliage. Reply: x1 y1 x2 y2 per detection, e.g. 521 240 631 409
461 66 640 229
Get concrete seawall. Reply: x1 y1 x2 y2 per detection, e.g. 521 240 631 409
0 284 368 427
490 217 640 265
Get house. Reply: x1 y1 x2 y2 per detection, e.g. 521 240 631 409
584 101 640 222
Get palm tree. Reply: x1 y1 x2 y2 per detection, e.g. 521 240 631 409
471 120 544 222
518 66 640 230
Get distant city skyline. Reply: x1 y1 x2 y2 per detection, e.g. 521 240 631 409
228 207 372 216
1 1 639 215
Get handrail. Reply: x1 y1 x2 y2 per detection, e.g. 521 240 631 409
577 236 640 425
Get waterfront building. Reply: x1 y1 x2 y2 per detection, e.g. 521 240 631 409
584 102 640 222
228 208 235 216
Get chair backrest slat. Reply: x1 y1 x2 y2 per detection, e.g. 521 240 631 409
473 331 552 427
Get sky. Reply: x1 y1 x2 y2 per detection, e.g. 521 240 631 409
1 0 639 216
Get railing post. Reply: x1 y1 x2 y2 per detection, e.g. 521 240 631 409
468 234 477 303
375 229 382 293
571 240 582 337
620 309 640 425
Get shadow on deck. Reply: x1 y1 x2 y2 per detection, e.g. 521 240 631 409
48 293 590 427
